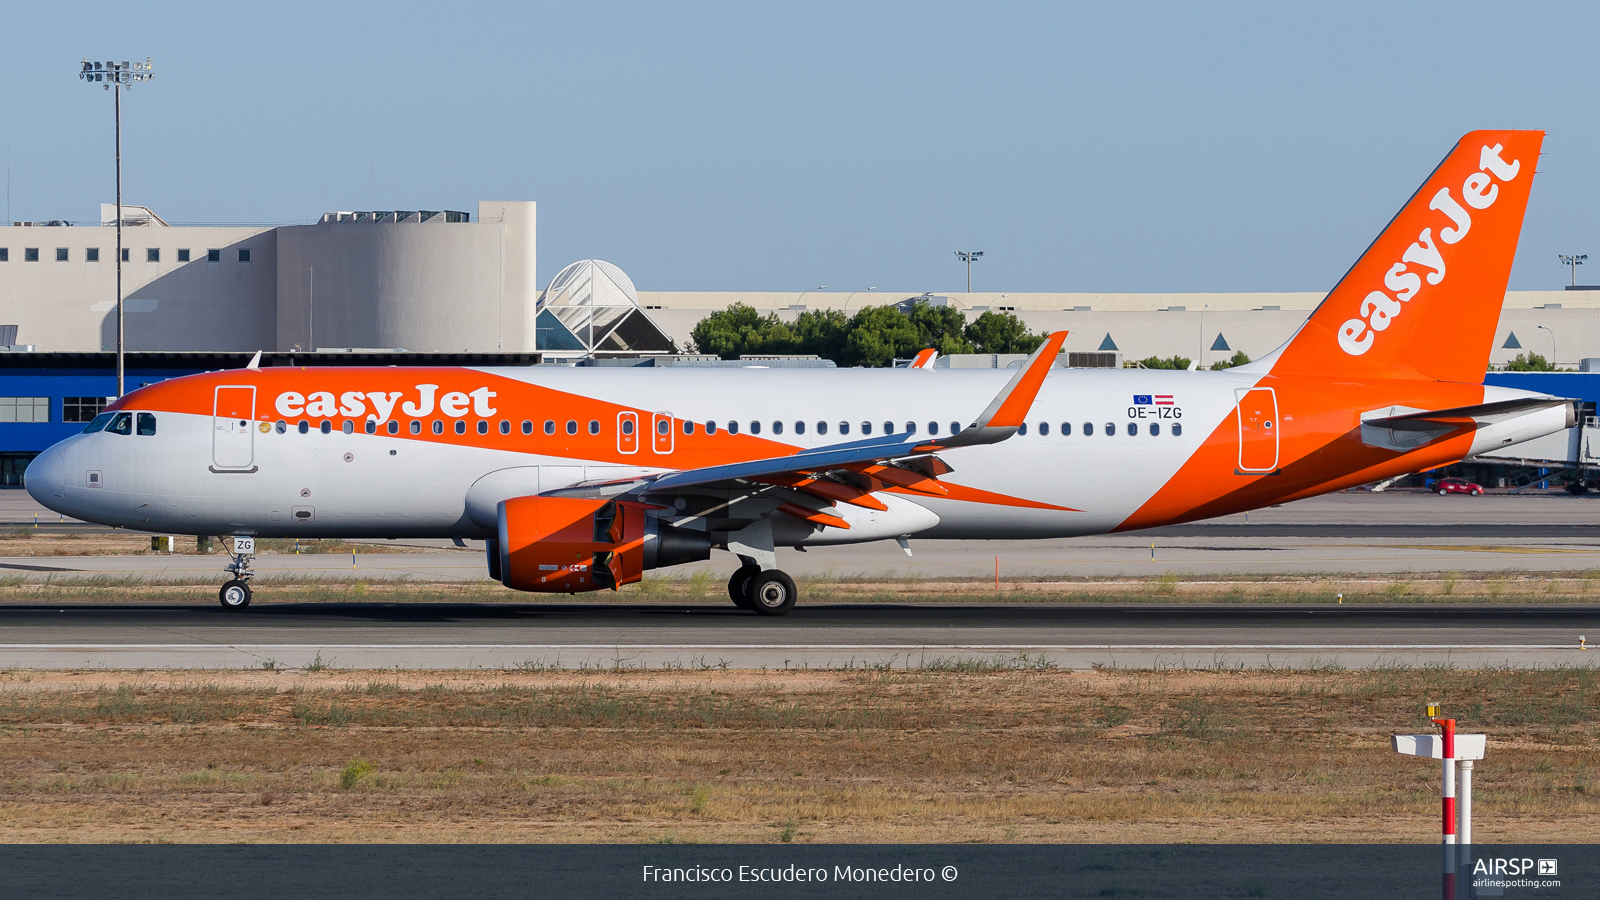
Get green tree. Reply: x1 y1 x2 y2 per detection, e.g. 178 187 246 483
1138 355 1193 370
1504 352 1558 372
1209 350 1252 370
841 305 922 367
691 303 781 359
963 311 1047 354
906 304 974 355
790 309 849 361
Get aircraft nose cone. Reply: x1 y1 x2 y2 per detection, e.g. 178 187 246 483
24 445 65 508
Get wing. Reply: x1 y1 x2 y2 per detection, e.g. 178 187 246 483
543 332 1069 533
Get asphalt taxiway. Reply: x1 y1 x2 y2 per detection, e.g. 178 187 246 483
2 602 1595 670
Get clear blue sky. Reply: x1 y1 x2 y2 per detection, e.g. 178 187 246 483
3 1 1597 294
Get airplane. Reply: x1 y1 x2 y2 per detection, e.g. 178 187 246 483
24 129 1572 615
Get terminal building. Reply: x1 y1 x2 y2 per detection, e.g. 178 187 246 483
3 203 1600 489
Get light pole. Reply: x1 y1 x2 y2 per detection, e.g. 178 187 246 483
955 250 984 293
1538 324 1557 364
796 285 827 309
1559 253 1587 287
79 58 154 398
843 286 876 317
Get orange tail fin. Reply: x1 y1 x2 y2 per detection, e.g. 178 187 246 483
1269 130 1543 383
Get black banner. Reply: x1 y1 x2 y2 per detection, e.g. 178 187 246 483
2 844 1593 899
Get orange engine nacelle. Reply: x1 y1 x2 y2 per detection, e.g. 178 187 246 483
496 496 649 593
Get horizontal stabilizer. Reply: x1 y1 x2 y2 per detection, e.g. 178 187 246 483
1364 397 1574 431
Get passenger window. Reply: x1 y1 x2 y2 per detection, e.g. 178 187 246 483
107 412 134 435
365 420 376 434
409 420 421 434
861 421 871 435
727 421 739 435
476 420 488 435
838 422 849 435
567 420 578 435
320 420 332 434
772 421 783 435
951 422 961 436
457 420 468 435
499 420 511 435
1149 422 1160 436
136 412 157 436
705 421 718 435
342 420 354 434
750 421 760 435
1173 423 1183 437
682 420 694 435
927 422 939 435
794 421 805 435
275 420 287 434
521 420 533 435
1038 422 1049 436
1105 422 1114 436
1061 422 1072 436
1083 422 1093 436
432 420 444 435
904 422 916 434
656 419 669 435
388 420 399 434
544 420 555 435
1126 422 1137 436
298 420 310 434
81 412 114 434
589 420 601 435
621 419 634 436
816 421 827 435
1018 423 1027 436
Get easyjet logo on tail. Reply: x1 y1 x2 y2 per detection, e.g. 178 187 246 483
1337 144 1522 356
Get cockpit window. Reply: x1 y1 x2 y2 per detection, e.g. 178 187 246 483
81 412 114 434
136 413 157 436
106 412 133 435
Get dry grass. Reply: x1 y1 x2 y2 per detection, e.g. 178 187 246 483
1 667 1597 843
4 568 1600 606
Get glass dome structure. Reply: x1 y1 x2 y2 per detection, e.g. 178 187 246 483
535 259 676 354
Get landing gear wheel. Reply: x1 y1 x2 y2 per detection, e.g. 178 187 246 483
728 565 760 610
746 570 798 617
219 579 252 610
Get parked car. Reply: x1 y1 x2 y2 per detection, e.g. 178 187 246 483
1435 478 1483 496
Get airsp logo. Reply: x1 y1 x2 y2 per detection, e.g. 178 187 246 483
1338 144 1522 357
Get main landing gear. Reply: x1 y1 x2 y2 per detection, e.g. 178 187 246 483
219 536 256 611
727 564 797 616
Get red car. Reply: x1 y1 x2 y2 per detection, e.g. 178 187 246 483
1435 478 1484 496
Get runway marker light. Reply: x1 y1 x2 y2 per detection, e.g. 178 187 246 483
1337 592 1343 604
1580 634 1587 650
1427 701 1440 718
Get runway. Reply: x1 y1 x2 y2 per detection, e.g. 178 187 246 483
6 491 1600 581
3 602 1596 670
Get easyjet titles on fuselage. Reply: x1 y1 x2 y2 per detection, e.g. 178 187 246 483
274 385 498 423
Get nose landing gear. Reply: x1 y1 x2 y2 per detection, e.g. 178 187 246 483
219 536 256 611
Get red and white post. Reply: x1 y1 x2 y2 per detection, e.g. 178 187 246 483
1434 716 1457 900
1393 710 1484 900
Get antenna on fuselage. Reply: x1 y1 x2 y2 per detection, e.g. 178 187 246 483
245 350 262 371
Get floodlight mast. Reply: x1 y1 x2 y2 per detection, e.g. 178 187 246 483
79 58 154 397
955 250 983 293
1559 253 1587 288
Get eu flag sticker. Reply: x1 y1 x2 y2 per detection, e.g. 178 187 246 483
1133 394 1152 405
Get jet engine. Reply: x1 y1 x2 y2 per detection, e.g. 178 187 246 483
492 496 710 593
